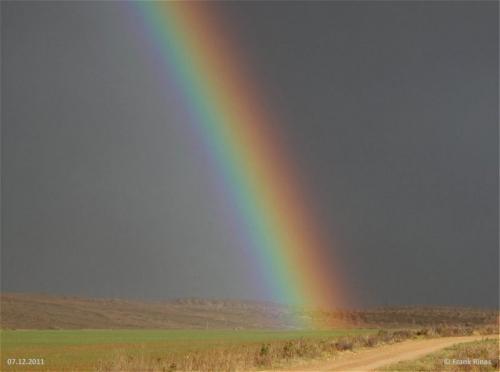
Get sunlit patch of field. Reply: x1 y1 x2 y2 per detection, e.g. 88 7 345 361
0 328 375 371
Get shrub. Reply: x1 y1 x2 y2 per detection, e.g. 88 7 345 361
392 330 414 342
415 328 429 336
281 341 294 359
334 338 353 351
255 343 272 367
364 335 379 347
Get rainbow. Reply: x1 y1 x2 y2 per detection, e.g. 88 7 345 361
132 2 346 314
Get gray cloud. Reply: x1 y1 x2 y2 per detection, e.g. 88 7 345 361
1 1 498 308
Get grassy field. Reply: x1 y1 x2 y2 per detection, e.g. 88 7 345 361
381 338 499 371
0 328 375 371
1 294 497 370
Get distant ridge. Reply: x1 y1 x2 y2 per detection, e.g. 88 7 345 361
1 293 497 330
0 293 298 330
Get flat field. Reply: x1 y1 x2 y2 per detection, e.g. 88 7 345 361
0 328 375 371
1 294 497 371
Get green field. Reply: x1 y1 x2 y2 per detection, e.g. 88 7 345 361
0 328 375 371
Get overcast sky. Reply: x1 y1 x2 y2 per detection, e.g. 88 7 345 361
1 1 498 308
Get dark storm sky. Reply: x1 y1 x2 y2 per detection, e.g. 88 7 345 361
1 1 498 308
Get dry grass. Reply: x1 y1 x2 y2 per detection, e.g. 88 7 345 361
95 336 355 371
0 329 372 371
311 307 499 329
381 338 500 371
96 327 498 371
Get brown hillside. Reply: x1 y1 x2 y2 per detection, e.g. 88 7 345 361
1 293 497 330
0 293 296 330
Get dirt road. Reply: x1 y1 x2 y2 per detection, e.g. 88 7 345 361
281 335 495 371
